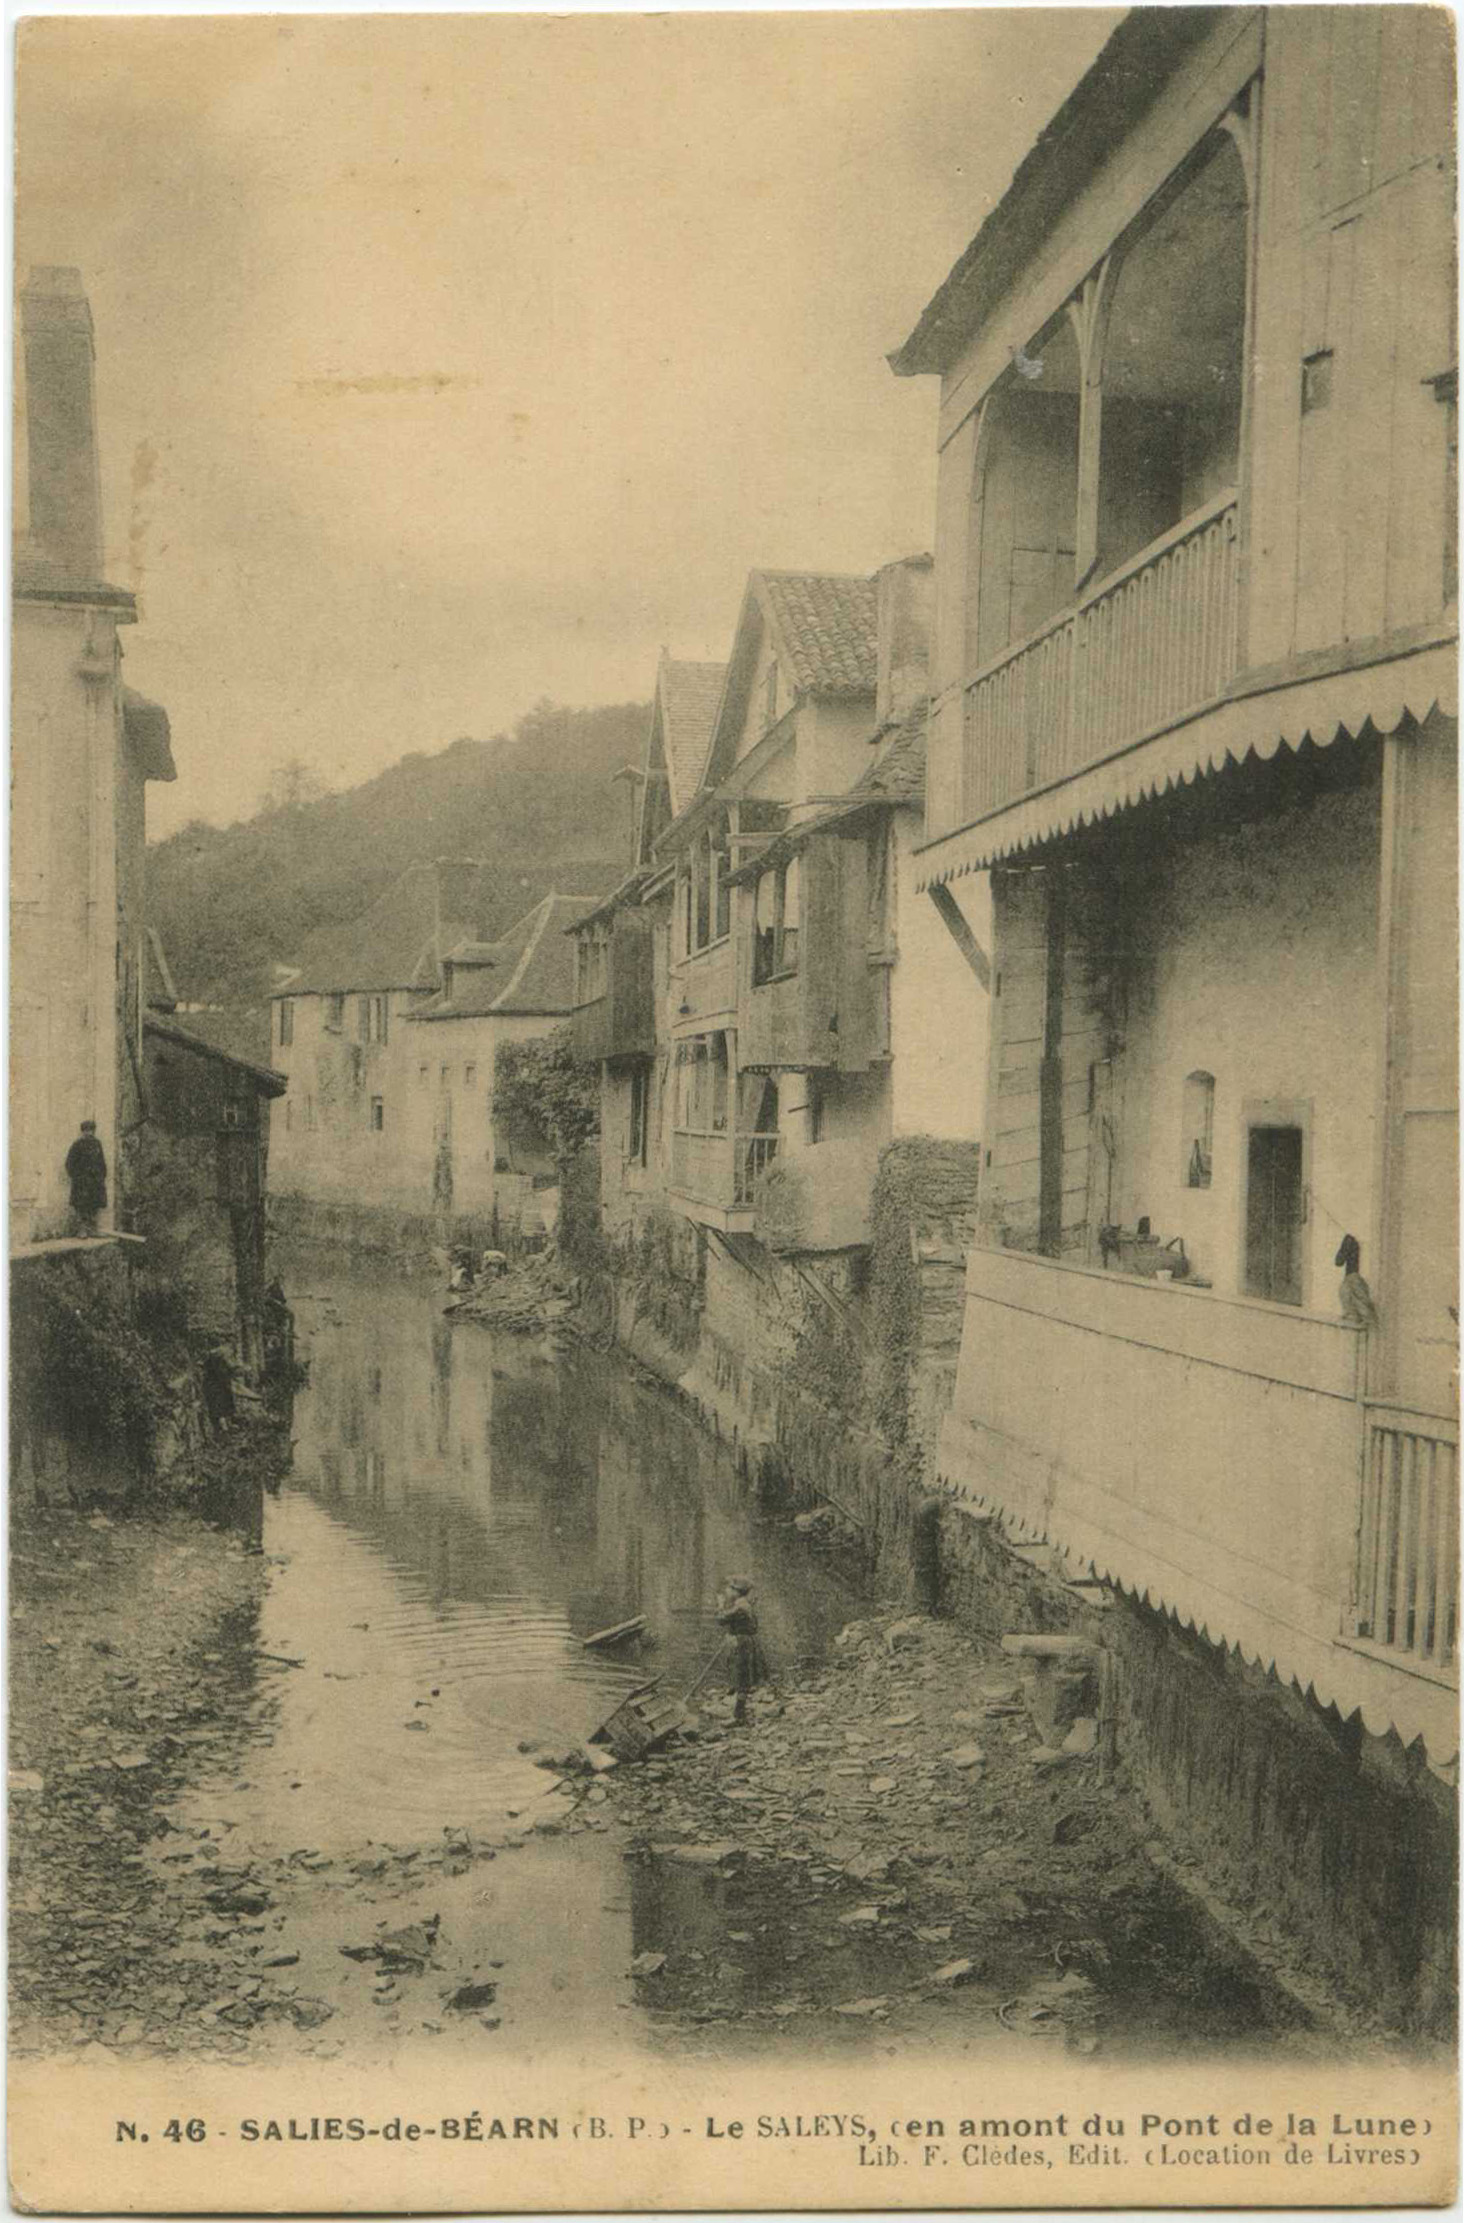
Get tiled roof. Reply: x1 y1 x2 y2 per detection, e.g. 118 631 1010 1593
660 658 726 818
758 571 878 697
838 702 928 811
156 1001 276 1069
284 860 491 995
412 893 599 1020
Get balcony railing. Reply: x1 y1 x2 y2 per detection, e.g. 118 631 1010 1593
733 1133 779 1207
669 1129 779 1215
1354 1403 1459 1675
961 492 1241 825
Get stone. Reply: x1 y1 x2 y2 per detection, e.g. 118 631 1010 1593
931 1958 977 1987
669 1841 742 1867
446 1981 498 2012
1062 1716 1099 1757
832 1996 889 2017
837 1906 882 1928
949 1744 986 1769
884 1619 926 1653
630 1951 666 1976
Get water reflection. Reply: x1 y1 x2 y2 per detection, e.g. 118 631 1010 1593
196 1261 862 1855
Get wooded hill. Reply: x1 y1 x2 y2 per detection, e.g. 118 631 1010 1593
148 699 647 1050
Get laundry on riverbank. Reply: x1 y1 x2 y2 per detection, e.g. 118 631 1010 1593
444 1247 583 1337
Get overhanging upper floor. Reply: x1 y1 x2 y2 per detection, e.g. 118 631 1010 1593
916 626 1458 887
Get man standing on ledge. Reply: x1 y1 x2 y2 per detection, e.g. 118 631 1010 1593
64 1120 107 1236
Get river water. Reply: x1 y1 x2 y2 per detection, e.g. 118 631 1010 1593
159 1255 1322 2066
222 1260 866 1854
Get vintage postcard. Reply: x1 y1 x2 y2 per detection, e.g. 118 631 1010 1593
8 4 1458 2213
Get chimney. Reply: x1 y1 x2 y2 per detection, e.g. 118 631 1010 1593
874 553 934 726
434 858 490 957
19 267 104 585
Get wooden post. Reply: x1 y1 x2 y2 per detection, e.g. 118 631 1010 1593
1039 867 1068 1256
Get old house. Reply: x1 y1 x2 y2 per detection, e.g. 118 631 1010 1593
270 862 595 1249
11 267 176 1248
571 564 989 1440
135 1014 286 1378
895 6 1456 2022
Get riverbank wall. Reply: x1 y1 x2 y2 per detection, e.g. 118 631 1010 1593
10 1237 293 1523
567 1135 1455 2044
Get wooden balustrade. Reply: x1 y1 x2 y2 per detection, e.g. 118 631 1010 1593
1354 1403 1459 1675
959 493 1241 827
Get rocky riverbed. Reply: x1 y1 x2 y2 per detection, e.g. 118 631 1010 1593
11 1495 1332 2069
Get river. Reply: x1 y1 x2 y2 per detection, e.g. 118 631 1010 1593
154 1255 1323 2067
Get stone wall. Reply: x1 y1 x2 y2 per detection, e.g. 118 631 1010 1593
928 1502 1455 2041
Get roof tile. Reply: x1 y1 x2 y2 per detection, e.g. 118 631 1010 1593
759 571 878 696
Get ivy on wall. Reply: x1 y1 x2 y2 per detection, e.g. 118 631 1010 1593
494 1026 600 1166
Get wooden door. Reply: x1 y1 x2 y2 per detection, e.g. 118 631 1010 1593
1245 1125 1304 1305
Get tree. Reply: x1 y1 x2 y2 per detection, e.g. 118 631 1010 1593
258 758 327 816
494 1026 599 1167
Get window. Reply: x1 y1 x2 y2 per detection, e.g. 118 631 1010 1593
752 856 800 983
577 926 609 1004
278 999 294 1047
1245 1124 1304 1306
808 1073 825 1144
221 1099 245 1132
1301 350 1334 416
371 1096 385 1132
464 1063 477 1087
373 995 389 1045
418 1062 429 1084
674 1033 730 1135
358 995 372 1043
1181 1071 1215 1189
629 1064 649 1167
324 993 345 1034
695 831 712 949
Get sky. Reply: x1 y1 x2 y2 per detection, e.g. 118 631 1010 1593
15 8 1118 838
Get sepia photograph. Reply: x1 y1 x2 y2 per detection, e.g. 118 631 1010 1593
8 3 1459 2211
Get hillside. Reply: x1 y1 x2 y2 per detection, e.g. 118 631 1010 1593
147 700 648 1041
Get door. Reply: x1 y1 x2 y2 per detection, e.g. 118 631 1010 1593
1245 1125 1304 1305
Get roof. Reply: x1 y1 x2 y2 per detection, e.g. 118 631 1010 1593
758 571 878 697
144 1015 286 1096
668 567 881 823
660 658 727 818
567 869 652 934
891 9 1225 378
725 703 927 884
283 859 491 995
412 893 599 1020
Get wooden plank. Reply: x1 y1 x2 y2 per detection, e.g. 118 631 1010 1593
1323 7 1381 217
1384 168 1453 630
1370 6 1419 192
1341 197 1398 643
1411 6 1457 170
1293 219 1355 651
1301 7 1336 227
1391 1431 1419 1651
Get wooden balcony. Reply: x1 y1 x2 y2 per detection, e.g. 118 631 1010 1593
670 936 736 1034
1354 1403 1458 1680
736 831 882 1072
669 1128 777 1228
571 911 654 1064
961 492 1241 826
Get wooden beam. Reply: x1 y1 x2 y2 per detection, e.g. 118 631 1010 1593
927 880 992 990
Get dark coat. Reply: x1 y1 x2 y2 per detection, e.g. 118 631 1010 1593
64 1133 107 1213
